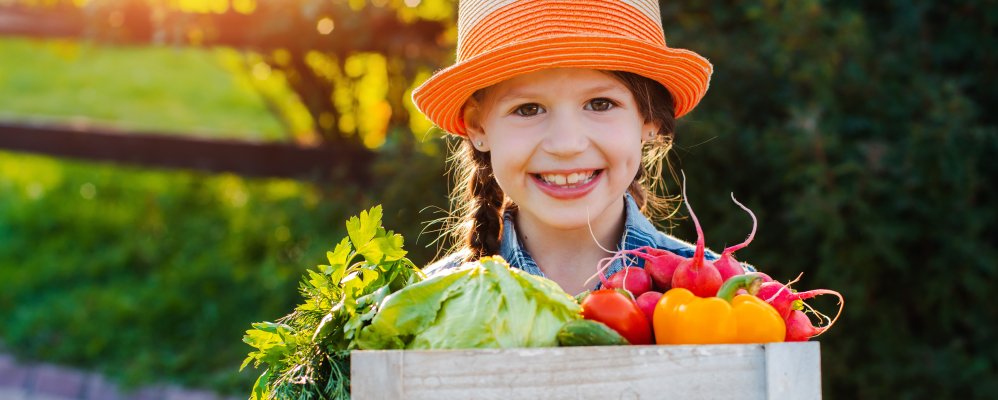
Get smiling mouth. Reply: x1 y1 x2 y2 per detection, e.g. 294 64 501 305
532 170 602 188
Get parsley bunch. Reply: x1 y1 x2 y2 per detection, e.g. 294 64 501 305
241 205 424 400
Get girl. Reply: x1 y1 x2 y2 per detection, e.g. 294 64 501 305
414 0 752 295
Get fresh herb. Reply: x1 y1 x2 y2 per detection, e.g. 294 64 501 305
241 205 423 400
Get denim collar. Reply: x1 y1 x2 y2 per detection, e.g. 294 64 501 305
498 193 662 285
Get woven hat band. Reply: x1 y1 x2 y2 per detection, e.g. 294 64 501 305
457 0 666 61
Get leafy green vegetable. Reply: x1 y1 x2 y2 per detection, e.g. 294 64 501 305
240 205 423 400
357 256 581 350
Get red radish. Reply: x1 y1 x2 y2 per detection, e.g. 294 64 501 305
712 193 757 282
588 248 677 293
606 267 653 296
635 290 663 321
753 276 844 341
756 280 844 320
756 281 798 319
786 309 842 341
626 246 685 291
671 173 723 297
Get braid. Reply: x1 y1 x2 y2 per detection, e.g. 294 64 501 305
444 139 505 262
465 143 504 259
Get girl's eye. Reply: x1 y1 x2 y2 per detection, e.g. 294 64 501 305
514 103 542 117
586 98 616 112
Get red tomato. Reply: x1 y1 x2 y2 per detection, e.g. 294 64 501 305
580 289 653 345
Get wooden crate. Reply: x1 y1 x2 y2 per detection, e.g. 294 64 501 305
351 342 821 399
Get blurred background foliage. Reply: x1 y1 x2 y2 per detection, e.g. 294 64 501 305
0 0 994 398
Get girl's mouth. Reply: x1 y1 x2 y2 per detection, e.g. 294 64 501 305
534 170 600 188
531 169 603 199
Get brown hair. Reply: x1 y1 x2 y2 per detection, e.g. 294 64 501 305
442 71 678 261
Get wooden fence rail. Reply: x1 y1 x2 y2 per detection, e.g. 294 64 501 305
0 121 373 184
0 3 440 184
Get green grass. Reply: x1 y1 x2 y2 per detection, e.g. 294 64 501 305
0 150 350 392
0 144 448 394
0 37 286 141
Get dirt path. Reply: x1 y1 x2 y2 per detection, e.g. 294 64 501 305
0 354 240 400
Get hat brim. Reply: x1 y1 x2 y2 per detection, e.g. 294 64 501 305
412 35 712 136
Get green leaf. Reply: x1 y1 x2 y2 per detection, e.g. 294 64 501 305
342 314 365 340
340 270 361 292
326 237 353 271
356 271 470 350
356 234 406 264
360 268 380 286
239 354 254 371
251 322 295 335
242 328 290 366
306 270 329 292
242 328 277 350
250 368 270 400
345 205 382 249
360 285 391 310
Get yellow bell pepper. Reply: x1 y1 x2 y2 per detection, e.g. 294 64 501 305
653 274 786 345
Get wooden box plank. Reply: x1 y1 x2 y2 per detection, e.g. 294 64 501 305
765 342 822 400
352 342 820 400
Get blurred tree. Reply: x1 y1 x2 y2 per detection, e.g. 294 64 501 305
0 0 455 149
662 1 996 398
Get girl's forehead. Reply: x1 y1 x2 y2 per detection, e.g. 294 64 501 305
484 68 629 102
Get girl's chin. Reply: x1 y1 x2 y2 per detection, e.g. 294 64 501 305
523 200 620 232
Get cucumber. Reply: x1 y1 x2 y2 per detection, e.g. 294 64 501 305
556 319 631 346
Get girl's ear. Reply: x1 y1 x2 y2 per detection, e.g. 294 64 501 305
642 119 662 142
462 99 491 151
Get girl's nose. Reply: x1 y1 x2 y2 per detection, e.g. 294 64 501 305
540 111 589 157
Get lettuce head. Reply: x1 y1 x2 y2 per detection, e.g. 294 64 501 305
356 256 581 349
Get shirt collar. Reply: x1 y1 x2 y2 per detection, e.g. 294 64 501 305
498 193 659 283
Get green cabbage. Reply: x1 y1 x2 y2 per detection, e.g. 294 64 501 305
356 256 581 349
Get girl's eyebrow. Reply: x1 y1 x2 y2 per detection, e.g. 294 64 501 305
496 84 627 103
495 88 540 103
581 84 628 96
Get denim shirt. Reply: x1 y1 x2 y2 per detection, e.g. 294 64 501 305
424 193 755 288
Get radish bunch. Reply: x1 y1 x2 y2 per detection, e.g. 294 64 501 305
593 173 756 297
585 173 844 342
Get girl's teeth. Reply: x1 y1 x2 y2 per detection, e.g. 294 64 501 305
540 171 596 187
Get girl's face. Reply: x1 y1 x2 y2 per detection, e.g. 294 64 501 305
464 68 657 232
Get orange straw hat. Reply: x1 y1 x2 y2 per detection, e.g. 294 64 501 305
412 0 713 136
